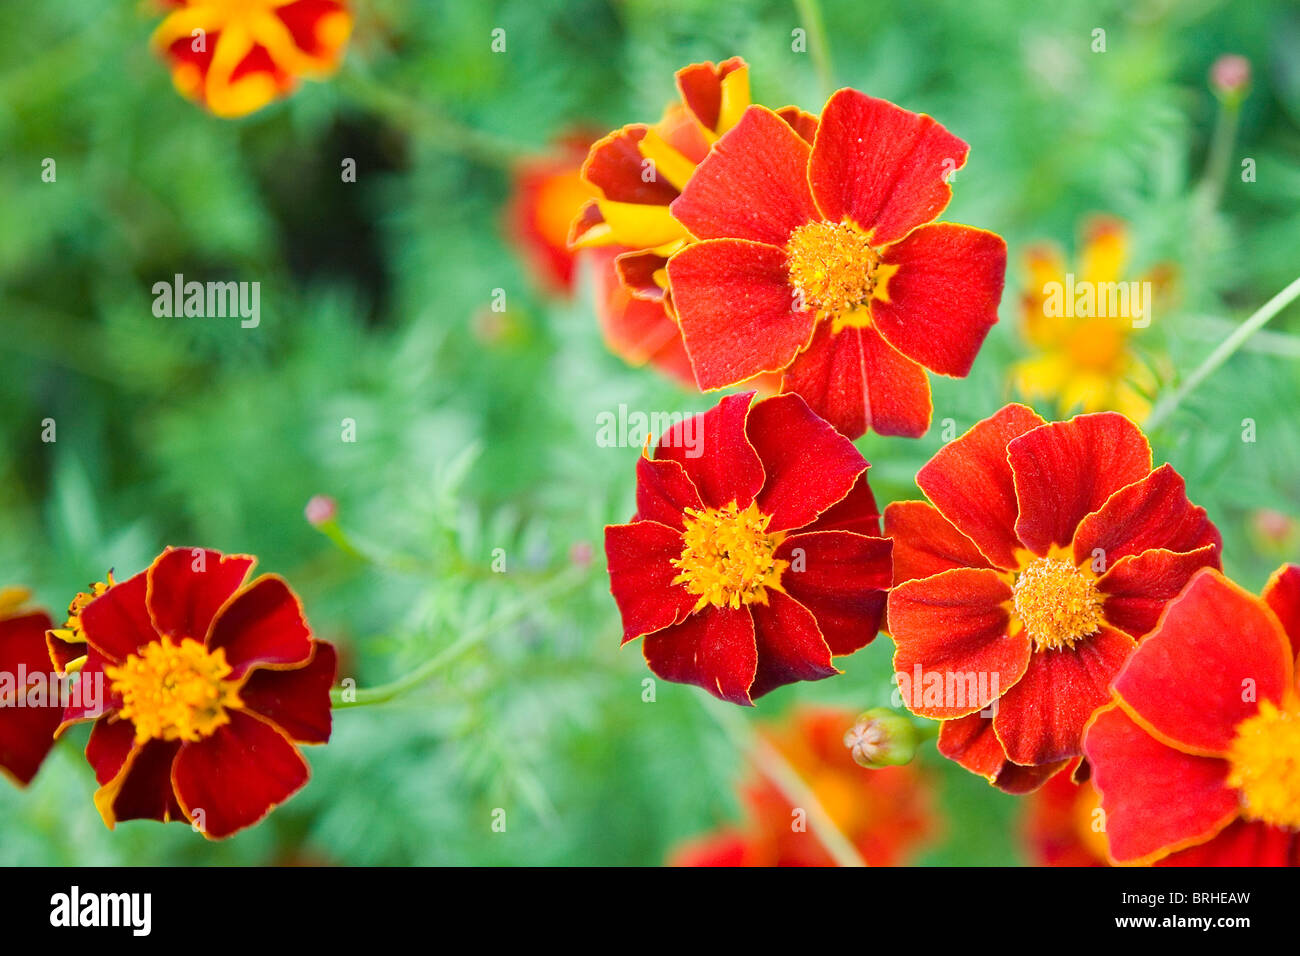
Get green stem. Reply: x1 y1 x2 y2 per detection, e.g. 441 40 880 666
1197 98 1240 214
330 565 588 708
1146 274 1300 430
705 699 868 867
793 0 834 99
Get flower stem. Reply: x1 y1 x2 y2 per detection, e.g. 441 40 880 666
792 0 834 100
330 565 588 709
705 699 868 867
1145 274 1300 431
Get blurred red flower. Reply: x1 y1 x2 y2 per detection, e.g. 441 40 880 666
506 132 601 295
0 589 61 787
1022 769 1109 866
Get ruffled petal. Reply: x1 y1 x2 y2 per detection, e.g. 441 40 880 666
641 605 758 706
774 531 890 655
634 456 704 530
1096 545 1220 639
871 223 1006 377
146 547 255 643
808 89 968 246
1071 464 1220 567
237 642 336 744
654 392 765 510
206 576 313 680
604 520 697 643
937 713 1065 794
747 591 837 699
884 500 993 586
582 125 680 205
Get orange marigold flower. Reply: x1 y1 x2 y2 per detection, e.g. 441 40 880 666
0 589 61 787
1084 566 1300 866
152 0 352 118
57 547 337 839
666 91 1006 439
886 403 1221 791
605 392 892 705
1022 769 1109 866
670 707 938 866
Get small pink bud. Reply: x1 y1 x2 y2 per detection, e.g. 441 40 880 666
1210 54 1251 100
569 540 594 568
305 495 338 527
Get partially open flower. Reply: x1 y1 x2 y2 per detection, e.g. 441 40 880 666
605 392 891 705
1084 566 1300 866
151 0 352 118
844 707 918 769
58 547 336 839
0 590 61 787
886 404 1220 791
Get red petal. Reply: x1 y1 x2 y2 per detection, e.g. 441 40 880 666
746 392 866 532
238 642 336 744
799 471 881 537
1263 564 1300 662
993 629 1135 765
1009 413 1153 557
937 712 1064 793
147 547 255 643
1113 569 1292 756
0 611 61 785
634 456 704 530
1071 464 1220 567
780 323 932 440
669 239 816 389
171 709 310 839
604 520 697 644
669 829 756 867
1097 545 1220 639
775 105 819 143
655 392 765 511
582 125 680 205
808 89 968 245
58 646 119 730
670 105 818 246
96 738 184 826
1083 704 1238 864
79 568 158 663
888 567 1029 718
590 247 695 388
642 605 758 706
916 403 1045 570
884 500 993 586
747 590 836 699
675 57 745 132
774 531 891 655
207 576 313 680
86 716 136 785
1158 819 1298 867
871 223 1006 377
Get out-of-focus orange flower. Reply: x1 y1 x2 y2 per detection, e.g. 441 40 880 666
1023 769 1109 866
670 708 939 866
151 0 352 118
1014 216 1173 422
506 133 601 296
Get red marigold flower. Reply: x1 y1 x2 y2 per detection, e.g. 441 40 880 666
57 547 337 839
1083 566 1300 866
0 589 61 786
1022 769 1109 866
151 0 352 118
670 707 938 866
666 91 1007 439
886 403 1221 790
605 392 892 705
506 132 601 295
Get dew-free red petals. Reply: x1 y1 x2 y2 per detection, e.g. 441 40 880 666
888 568 1028 718
748 591 836 699
916 403 1045 570
937 711 1005 779
1084 704 1239 864
634 456 704 530
675 57 745 132
172 709 310 840
1009 413 1153 556
799 471 881 537
1156 819 1299 868
670 106 818 245
86 716 136 786
79 570 157 663
605 521 699 643
0 612 61 785
1072 464 1220 566
147 548 254 644
670 239 817 389
993 629 1135 765
583 126 680 205
106 739 184 824
641 604 758 706
1263 564 1300 661
747 393 865 532
775 532 890 655
884 500 993 586
238 642 337 745
1113 569 1292 756
207 576 313 680
1097 546 1220 639
808 89 967 246
655 392 764 510
58 647 119 730
872 223 1006 377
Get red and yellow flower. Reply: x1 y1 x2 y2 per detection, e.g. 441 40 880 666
151 0 352 118
666 91 1006 439
605 392 892 705
57 547 336 839
886 403 1220 790
45 573 116 676
1084 566 1300 866
0 589 61 787
670 707 938 866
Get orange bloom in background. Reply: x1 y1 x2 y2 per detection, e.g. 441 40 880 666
1014 216 1173 422
670 708 938 866
1085 566 1300 866
0 589 61 787
1023 770 1109 866
886 404 1221 791
152 0 352 118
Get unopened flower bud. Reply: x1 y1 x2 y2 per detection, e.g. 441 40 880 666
1210 54 1250 102
304 495 338 527
569 540 594 568
844 708 918 769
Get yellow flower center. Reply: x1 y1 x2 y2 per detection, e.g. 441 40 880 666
1012 558 1105 651
671 501 787 610
786 220 882 327
106 638 242 744
1226 700 1300 829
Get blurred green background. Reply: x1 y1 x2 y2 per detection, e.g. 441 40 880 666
2 0 1298 865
